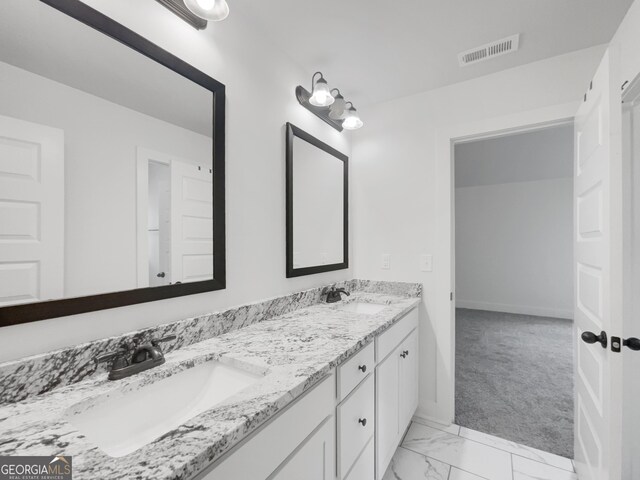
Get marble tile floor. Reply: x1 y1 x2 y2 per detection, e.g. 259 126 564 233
383 417 577 480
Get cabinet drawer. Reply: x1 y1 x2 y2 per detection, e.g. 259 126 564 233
344 437 374 480
338 374 374 479
337 342 374 401
376 307 418 362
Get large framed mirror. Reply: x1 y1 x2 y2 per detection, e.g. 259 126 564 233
286 123 348 277
0 0 226 326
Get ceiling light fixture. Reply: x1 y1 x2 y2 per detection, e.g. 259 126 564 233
295 73 363 132
184 0 230 21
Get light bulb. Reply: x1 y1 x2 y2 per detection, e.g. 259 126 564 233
309 77 334 107
342 106 363 130
184 0 229 21
196 0 215 9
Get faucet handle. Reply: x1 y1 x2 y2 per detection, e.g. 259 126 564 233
151 334 177 348
95 347 129 370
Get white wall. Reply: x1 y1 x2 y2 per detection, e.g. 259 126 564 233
0 0 352 362
455 177 573 319
351 45 606 422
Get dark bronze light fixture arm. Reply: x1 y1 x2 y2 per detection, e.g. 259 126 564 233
155 0 208 30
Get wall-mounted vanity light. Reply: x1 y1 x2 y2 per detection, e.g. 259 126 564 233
328 89 346 120
156 0 229 29
308 73 334 107
184 0 229 21
342 103 363 130
296 72 363 132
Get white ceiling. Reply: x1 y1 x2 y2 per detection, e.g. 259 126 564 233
454 124 574 188
232 0 633 107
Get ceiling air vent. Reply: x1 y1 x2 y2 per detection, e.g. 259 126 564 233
458 34 520 67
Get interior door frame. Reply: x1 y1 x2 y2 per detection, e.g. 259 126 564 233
135 147 174 288
0 0 226 327
433 102 580 423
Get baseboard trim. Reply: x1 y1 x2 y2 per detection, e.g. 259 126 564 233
455 300 573 320
413 410 454 427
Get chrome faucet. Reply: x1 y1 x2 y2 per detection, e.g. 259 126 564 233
325 287 350 303
95 335 176 380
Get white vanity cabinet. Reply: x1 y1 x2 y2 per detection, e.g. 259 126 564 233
197 305 419 480
375 309 419 480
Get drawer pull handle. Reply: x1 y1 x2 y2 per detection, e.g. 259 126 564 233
358 418 367 427
400 350 409 358
358 364 367 373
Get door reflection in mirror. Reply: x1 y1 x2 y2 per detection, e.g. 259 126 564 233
137 150 213 289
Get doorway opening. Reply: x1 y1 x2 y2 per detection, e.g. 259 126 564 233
453 122 575 458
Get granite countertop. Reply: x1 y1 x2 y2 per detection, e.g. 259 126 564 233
0 292 420 480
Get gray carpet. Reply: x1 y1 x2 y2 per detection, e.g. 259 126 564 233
455 308 574 458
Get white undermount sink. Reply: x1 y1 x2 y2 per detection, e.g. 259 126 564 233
337 302 387 315
66 361 263 457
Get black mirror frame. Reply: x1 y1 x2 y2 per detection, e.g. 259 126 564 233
285 123 348 278
0 0 226 327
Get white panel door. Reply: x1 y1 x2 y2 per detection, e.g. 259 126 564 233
170 160 213 283
622 73 640 480
0 114 63 306
573 49 623 480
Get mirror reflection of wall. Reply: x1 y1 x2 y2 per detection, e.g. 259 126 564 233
292 137 345 268
0 0 214 307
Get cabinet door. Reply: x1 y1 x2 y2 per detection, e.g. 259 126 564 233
270 417 335 480
399 329 419 430
345 438 374 480
375 350 400 480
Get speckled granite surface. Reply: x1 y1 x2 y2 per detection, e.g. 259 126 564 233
0 279 420 405
0 282 420 480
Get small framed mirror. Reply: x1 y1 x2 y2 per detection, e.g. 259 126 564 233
286 123 348 277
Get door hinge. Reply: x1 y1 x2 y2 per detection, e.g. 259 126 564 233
450 292 453 301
